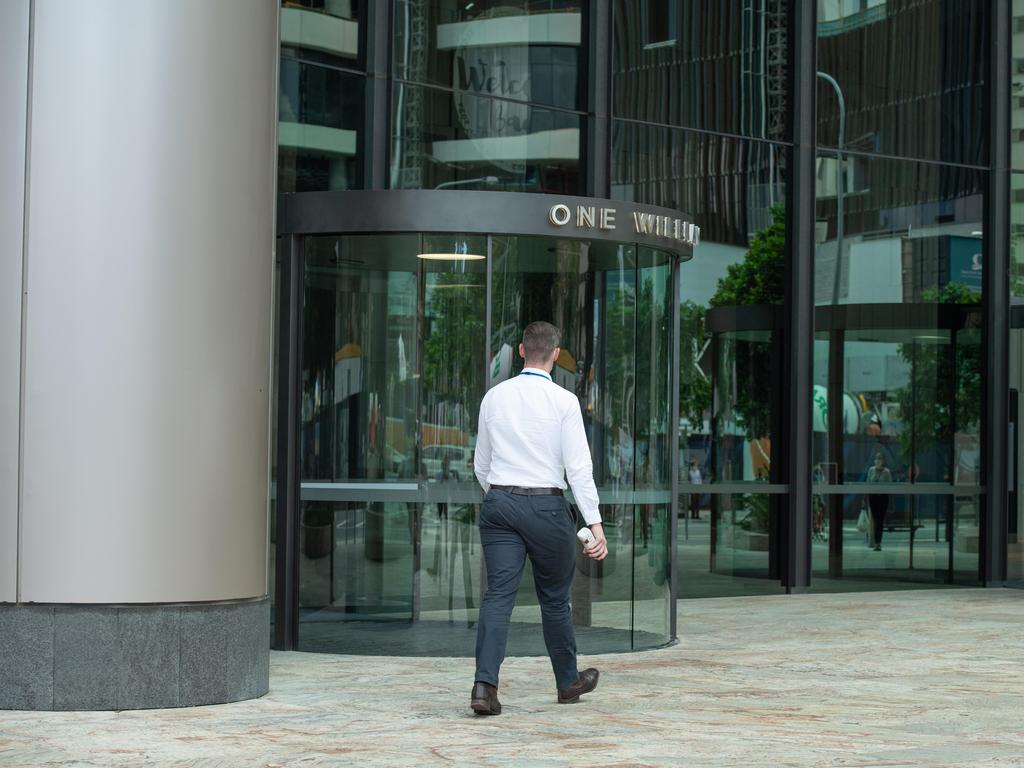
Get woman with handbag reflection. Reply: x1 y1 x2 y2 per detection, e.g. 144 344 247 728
866 452 892 551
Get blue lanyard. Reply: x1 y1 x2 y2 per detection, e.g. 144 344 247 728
520 371 551 382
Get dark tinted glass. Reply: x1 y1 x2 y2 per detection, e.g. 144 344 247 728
280 0 361 67
395 0 584 111
391 82 582 192
278 60 364 192
1015 174 1024 297
1014 9 1024 171
816 0 988 165
813 152 984 306
612 121 786 246
613 0 789 141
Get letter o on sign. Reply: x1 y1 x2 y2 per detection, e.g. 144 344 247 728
548 204 571 226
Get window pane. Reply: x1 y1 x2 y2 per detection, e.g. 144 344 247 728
817 0 988 165
814 153 984 307
395 0 584 111
278 60 364 192
391 82 582 193
1012 173 1024 297
1012 327 1024 586
1014 2 1024 170
280 0 361 67
812 151 984 588
677 493 786 598
613 0 789 141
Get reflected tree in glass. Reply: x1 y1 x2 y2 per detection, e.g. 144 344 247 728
895 282 982 484
678 300 712 450
708 205 785 481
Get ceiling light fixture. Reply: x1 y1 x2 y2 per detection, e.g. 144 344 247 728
416 240 485 261
415 253 486 261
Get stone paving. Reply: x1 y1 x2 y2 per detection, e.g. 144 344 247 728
1 589 1023 767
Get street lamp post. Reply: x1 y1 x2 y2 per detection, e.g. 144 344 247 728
816 71 846 305
433 175 499 190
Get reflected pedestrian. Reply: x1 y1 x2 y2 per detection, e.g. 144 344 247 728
470 321 607 715
688 460 702 519
867 452 892 551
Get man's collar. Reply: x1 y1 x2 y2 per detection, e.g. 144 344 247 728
521 367 552 381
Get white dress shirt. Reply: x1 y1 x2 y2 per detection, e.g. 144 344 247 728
474 367 601 525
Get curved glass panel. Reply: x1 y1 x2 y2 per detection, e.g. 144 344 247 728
395 0 584 111
278 60 364 192
278 0 364 193
297 232 676 654
280 0 361 67
391 82 582 193
613 0 789 141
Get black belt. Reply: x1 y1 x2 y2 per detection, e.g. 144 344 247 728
491 485 563 496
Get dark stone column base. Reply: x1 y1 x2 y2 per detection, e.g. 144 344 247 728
0 598 269 710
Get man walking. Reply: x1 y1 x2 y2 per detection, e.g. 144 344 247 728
470 321 607 715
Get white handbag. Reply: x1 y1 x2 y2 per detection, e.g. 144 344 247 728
856 508 870 533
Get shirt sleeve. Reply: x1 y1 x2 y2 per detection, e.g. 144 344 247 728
473 396 492 493
562 398 601 525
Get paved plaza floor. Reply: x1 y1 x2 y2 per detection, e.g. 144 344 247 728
2 588 1023 767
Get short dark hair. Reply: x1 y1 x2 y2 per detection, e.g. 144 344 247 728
522 321 561 362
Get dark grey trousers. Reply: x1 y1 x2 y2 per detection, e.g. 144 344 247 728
474 489 579 690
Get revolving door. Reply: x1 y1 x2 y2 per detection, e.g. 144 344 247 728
273 191 694 655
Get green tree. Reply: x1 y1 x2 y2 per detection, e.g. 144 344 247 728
422 271 486 434
679 300 712 427
709 204 786 309
703 205 786 531
895 282 981 475
706 204 786 443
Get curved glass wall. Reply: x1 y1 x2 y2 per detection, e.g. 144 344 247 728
295 232 678 654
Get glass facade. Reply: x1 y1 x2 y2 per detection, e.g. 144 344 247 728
273 0 1020 654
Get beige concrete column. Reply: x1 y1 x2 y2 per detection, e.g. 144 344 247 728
18 0 278 603
0 0 30 604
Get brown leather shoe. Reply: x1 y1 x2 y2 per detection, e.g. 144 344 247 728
470 681 501 715
557 668 600 703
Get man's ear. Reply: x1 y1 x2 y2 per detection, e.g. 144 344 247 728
518 342 526 360
552 347 560 364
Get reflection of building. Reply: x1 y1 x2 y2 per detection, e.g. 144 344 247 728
4 0 1024 714
552 348 579 390
333 342 362 402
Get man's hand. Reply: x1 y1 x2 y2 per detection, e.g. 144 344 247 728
584 523 608 561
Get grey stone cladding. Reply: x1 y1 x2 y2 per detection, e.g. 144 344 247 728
0 598 269 710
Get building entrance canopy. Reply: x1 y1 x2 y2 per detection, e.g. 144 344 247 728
275 190 696 656
279 189 698 257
